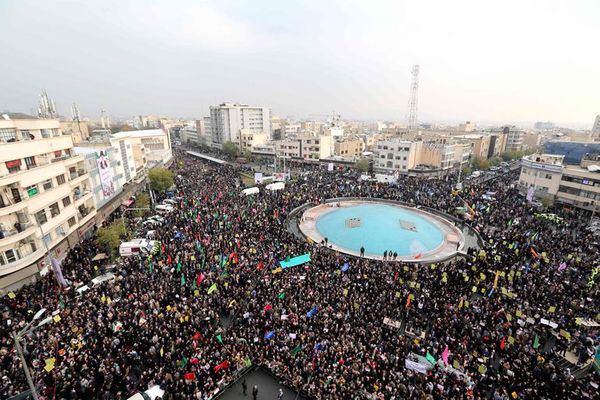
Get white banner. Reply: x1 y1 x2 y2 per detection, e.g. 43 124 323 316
254 172 263 184
328 162 334 172
526 186 535 202
405 359 429 374
96 151 115 198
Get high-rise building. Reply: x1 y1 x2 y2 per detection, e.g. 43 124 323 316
209 103 271 148
593 115 600 134
504 126 524 153
0 113 96 288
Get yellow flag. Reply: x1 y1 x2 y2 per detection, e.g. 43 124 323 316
493 271 500 289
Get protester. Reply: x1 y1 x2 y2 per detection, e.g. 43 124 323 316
1 150 598 400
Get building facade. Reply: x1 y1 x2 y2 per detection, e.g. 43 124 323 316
517 154 564 201
0 115 96 289
593 115 600 134
505 127 524 152
209 103 271 148
334 138 365 159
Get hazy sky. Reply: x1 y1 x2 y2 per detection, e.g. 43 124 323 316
0 0 598 127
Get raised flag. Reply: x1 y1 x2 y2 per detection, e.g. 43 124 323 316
214 360 230 372
277 292 286 299
264 330 275 340
425 352 436 365
197 273 205 285
291 345 302 354
441 345 449 365
216 334 223 344
406 293 411 308
341 262 349 272
207 283 217 295
181 274 186 286
264 303 273 312
558 262 567 272
533 334 540 349
184 372 195 381
307 306 318 318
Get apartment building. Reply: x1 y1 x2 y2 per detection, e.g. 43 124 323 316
505 127 524 152
239 129 269 154
518 153 600 210
334 137 365 159
0 114 96 288
374 140 420 172
273 135 333 161
209 103 271 148
111 129 173 170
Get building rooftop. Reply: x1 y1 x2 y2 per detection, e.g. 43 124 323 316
112 129 165 139
1 112 39 120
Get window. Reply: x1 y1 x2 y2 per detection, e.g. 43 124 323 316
6 159 21 173
5 249 20 263
27 185 39 198
20 130 31 140
24 156 36 169
49 202 60 217
0 254 5 266
42 179 53 191
55 225 65 236
41 129 52 138
62 196 71 207
0 128 17 142
35 209 48 225
545 174 553 180
43 233 52 247
57 174 66 185
68 217 76 227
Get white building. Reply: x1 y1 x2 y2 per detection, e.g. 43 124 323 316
111 129 173 171
181 121 199 145
517 154 564 200
273 135 333 161
209 103 271 148
0 114 96 289
374 140 420 172
505 127 524 152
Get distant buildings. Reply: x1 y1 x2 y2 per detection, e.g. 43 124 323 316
534 121 555 130
0 114 96 288
544 141 600 165
209 103 271 148
458 121 476 132
504 126 524 153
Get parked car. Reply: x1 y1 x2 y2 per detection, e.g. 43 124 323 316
142 219 162 228
126 385 165 400
162 199 177 206
147 215 165 223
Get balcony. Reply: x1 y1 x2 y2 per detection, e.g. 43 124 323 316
0 223 36 247
0 198 27 217
0 247 46 277
69 170 88 186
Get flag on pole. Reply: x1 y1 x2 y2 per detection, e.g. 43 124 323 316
184 372 195 381
264 331 275 340
207 283 217 294
214 360 230 372
493 271 500 289
441 345 449 365
341 263 349 272
406 293 411 308
307 306 318 318
425 352 436 365
278 292 285 299
197 273 205 286
533 334 540 349
291 345 302 354
264 303 273 312
181 274 186 286
216 334 223 344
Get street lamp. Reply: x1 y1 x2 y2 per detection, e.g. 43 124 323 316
12 308 54 400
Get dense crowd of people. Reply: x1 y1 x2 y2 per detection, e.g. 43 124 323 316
1 150 599 399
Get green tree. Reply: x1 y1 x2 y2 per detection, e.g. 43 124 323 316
355 159 369 172
462 166 472 176
149 167 174 193
134 192 150 218
471 157 490 170
222 141 239 158
95 220 127 259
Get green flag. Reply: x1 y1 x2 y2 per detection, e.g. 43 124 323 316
208 283 217 294
216 334 223 344
220 270 229 279
533 334 540 349
291 345 302 354
244 358 252 367
181 274 186 287
426 352 436 365
278 292 286 299
179 355 188 369
176 262 182 272
192 280 197 290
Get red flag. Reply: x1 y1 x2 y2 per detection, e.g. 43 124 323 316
406 294 411 308
190 357 200 365
192 332 202 341
167 255 173 265
161 244 165 254
214 360 230 372
500 336 506 350
256 261 265 271
393 271 399 284
196 273 205 286
414 253 422 260
184 372 195 381
264 303 273 312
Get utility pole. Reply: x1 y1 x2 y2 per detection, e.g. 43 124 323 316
12 332 38 400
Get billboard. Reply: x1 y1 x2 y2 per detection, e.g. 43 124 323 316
96 151 115 198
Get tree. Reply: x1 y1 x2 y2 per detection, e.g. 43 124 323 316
96 220 127 259
222 141 239 158
149 167 174 193
471 157 490 170
134 192 150 218
355 159 369 173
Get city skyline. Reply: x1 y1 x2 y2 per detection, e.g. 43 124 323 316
1 0 599 128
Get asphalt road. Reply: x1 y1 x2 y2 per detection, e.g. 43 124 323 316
215 368 307 400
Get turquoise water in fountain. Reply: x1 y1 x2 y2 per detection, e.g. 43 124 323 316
315 203 444 257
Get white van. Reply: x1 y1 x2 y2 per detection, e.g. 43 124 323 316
155 204 174 214
119 239 158 258
162 199 177 206
126 385 165 400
